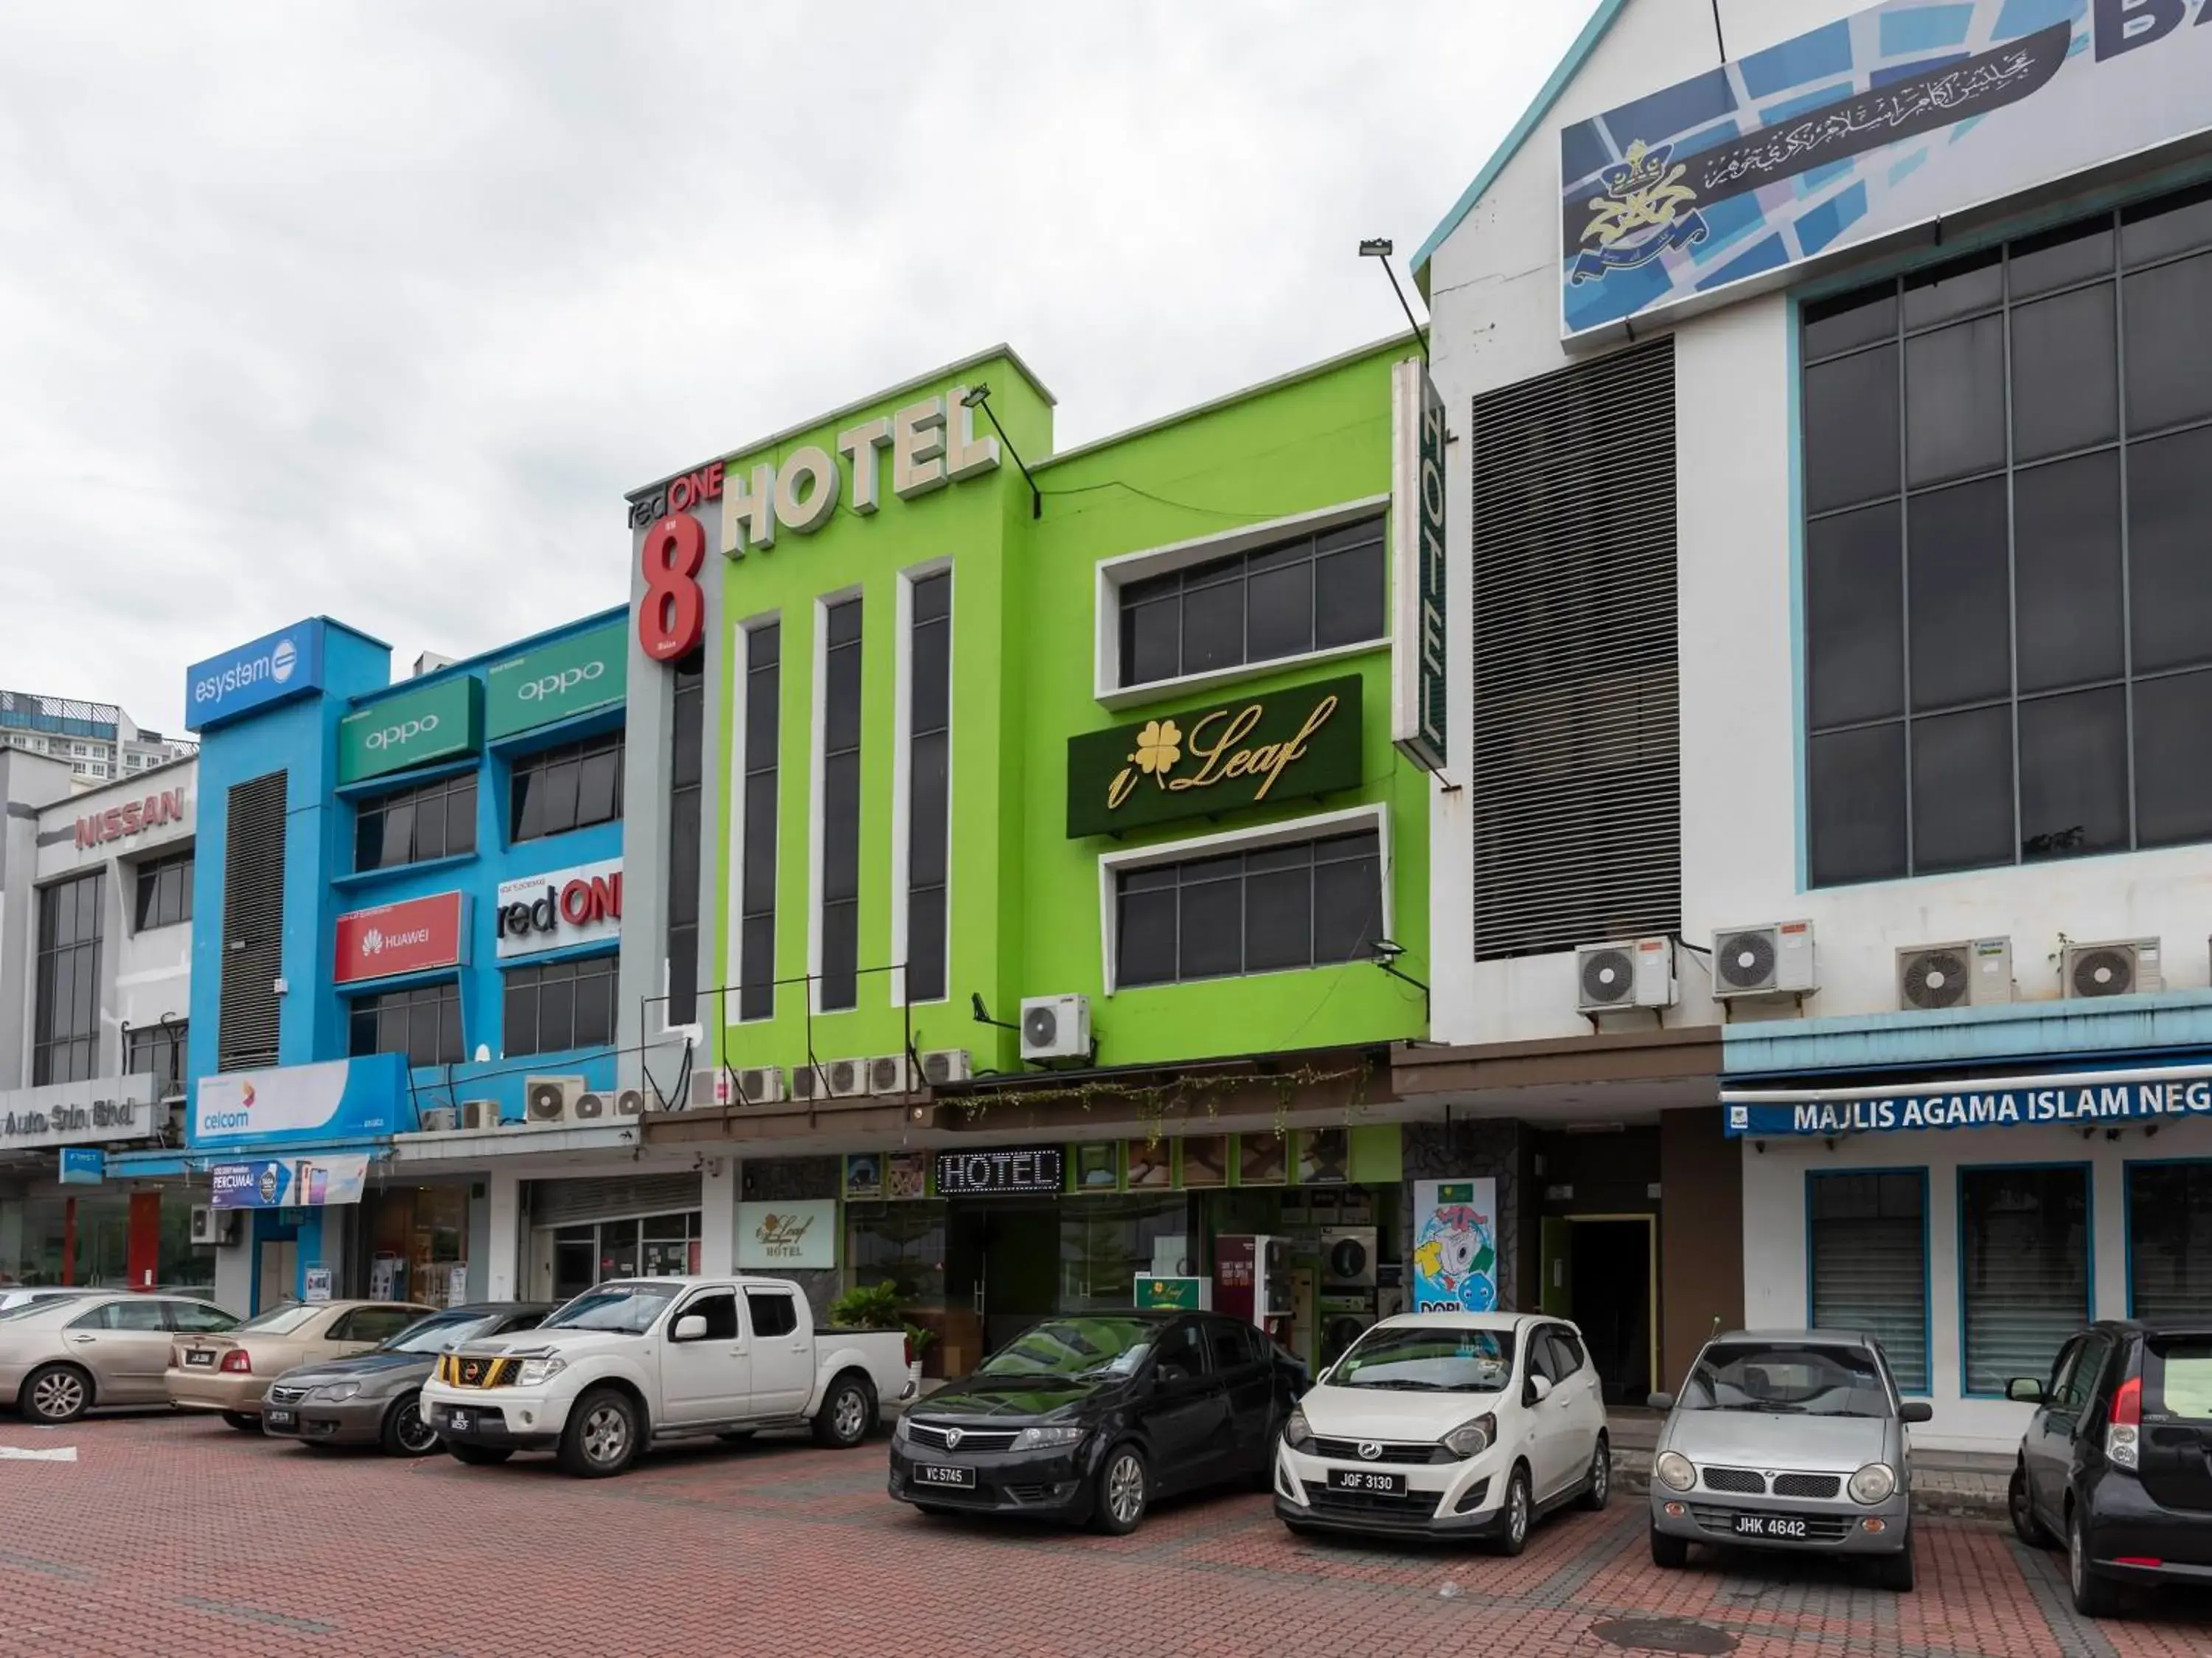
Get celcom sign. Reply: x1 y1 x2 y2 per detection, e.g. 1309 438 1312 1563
1557 0 2212 337
486 620 629 740
184 620 325 731
337 676 480 784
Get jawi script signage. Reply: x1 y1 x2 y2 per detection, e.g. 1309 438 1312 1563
936 1146 1064 1196
1065 676 1363 839
1557 0 2212 337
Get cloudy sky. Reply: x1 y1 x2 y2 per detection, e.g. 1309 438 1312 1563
0 2 1594 735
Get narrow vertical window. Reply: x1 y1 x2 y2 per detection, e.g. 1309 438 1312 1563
821 600 863 1011
665 654 704 1025
739 623 780 1021
905 574 951 1003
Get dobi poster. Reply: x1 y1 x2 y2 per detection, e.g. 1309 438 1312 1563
1411 1179 1499 1313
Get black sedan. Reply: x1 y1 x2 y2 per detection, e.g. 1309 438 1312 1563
2008 1318 2212 1615
262 1303 552 1456
888 1311 1302 1534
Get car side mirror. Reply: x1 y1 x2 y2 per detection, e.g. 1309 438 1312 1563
672 1314 707 1342
1646 1390 1676 1412
1158 1361 1192 1386
1900 1401 1935 1424
2005 1378 2045 1404
1526 1375 1553 1406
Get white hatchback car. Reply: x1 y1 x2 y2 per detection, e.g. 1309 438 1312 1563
1275 1311 1610 1553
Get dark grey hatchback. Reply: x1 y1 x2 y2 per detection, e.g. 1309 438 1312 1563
2007 1319 2212 1617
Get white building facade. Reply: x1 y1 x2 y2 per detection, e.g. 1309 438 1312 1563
1417 0 2212 1449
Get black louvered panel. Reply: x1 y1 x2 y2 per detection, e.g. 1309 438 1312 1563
218 770 287 1071
527 1173 702 1230
1470 338 1680 961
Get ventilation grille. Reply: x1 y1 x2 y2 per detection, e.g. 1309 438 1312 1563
1469 338 1680 960
526 1173 702 1231
217 770 287 1071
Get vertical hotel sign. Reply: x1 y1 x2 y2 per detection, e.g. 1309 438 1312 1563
1390 357 1447 774
1557 0 2212 338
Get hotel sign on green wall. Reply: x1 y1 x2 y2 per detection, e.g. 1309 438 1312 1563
486 621 628 740
1066 676 1362 839
337 677 481 785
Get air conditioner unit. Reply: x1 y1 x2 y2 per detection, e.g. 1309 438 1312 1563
613 1089 647 1117
189 1206 238 1246
1711 921 1818 1002
2063 937 2162 1000
919 1047 973 1087
524 1075 586 1125
689 1068 730 1109
1896 939 2014 1011
460 1099 500 1131
417 1106 459 1133
792 1058 865 1100
730 1066 784 1106
572 1091 608 1121
1021 994 1092 1061
868 1054 914 1095
1575 937 1677 1015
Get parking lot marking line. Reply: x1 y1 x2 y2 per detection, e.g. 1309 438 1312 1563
0 1446 77 1461
0 1549 95 1583
175 1596 338 1637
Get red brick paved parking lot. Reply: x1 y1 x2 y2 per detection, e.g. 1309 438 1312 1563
4 1413 2212 1658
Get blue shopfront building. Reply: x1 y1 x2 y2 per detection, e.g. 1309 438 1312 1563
109 608 639 1314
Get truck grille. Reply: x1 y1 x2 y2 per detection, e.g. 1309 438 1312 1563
904 1422 1018 1454
439 1356 520 1390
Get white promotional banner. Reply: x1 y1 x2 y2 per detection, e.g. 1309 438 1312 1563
737 1199 839 1271
493 858 623 959
0 1074 158 1152
194 1059 352 1142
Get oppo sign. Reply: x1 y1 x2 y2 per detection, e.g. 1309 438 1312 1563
518 662 604 703
366 715 439 751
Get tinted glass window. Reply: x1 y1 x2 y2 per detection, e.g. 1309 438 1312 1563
133 850 194 931
164 1302 239 1333
745 1291 797 1339
739 622 779 1022
905 572 952 1004
510 733 623 843
504 956 616 1058
820 599 863 1011
347 982 463 1066
1116 831 1381 988
355 774 476 873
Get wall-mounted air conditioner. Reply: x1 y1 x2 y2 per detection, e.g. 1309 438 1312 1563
418 1106 459 1133
613 1088 647 1117
791 1058 866 1101
524 1075 588 1125
571 1090 610 1121
189 1206 238 1246
1896 939 2014 1011
868 1055 914 1095
1574 937 1677 1015
2063 937 2161 999
460 1099 500 1131
732 1067 784 1106
919 1048 972 1087
1711 921 1817 1002
1021 995 1091 1061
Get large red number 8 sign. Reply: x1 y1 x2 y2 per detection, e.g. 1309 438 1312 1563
639 513 706 662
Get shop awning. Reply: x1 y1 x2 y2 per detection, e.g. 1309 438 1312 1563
1722 1060 2212 1137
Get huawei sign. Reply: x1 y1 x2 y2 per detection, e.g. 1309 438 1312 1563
333 893 467 985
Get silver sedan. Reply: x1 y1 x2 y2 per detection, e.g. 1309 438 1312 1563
0 1293 239 1423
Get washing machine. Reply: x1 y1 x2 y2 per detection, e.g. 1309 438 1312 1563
1319 1226 1378 1290
1318 1291 1376 1367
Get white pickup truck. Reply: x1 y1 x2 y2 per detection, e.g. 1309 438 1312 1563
419 1275 912 1477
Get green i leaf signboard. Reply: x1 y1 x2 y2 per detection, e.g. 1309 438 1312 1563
485 620 630 740
1065 675 1363 838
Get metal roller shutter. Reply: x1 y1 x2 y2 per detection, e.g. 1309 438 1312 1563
1808 1173 1928 1392
1469 336 1680 960
1960 1166 2090 1394
218 770 287 1071
527 1173 702 1230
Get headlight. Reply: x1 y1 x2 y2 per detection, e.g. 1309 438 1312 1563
316 1383 361 1403
1655 1451 1697 1493
893 1415 912 1443
1441 1413 1497 1459
1010 1426 1086 1451
516 1357 566 1387
1283 1409 1315 1451
1848 1463 1896 1505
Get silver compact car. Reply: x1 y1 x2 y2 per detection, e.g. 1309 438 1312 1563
1647 1329 1929 1591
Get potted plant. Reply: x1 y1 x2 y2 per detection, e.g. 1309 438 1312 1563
828 1280 936 1394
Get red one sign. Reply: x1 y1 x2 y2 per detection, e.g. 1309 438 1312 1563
333 892 467 985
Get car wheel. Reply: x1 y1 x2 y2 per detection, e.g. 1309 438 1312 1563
1650 1524 1690 1569
221 1410 262 1434
18 1364 91 1426
1489 1465 1532 1556
1091 1444 1150 1536
444 1440 513 1466
380 1393 441 1457
2069 1508 2121 1618
2009 1460 2053 1548
1576 1434 1611 1511
812 1373 875 1449
1876 1530 1916 1592
558 1387 641 1478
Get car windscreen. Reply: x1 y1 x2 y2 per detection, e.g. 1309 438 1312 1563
234 1304 321 1336
975 1318 1156 1380
1329 1325 1515 1392
2145 1333 2212 1420
1681 1342 1891 1417
380 1313 502 1353
539 1283 681 1335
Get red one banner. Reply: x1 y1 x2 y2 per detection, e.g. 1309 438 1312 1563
333 892 467 985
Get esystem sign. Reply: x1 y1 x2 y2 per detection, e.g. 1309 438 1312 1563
1557 0 2212 337
1724 1063 2212 1137
184 620 324 731
485 620 627 740
333 892 467 984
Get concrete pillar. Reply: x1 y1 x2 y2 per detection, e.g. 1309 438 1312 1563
213 1235 253 1317
484 1168 523 1300
700 1157 738 1276
465 1180 492 1303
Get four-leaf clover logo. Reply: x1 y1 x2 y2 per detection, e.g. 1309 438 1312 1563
1130 718 1181 778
